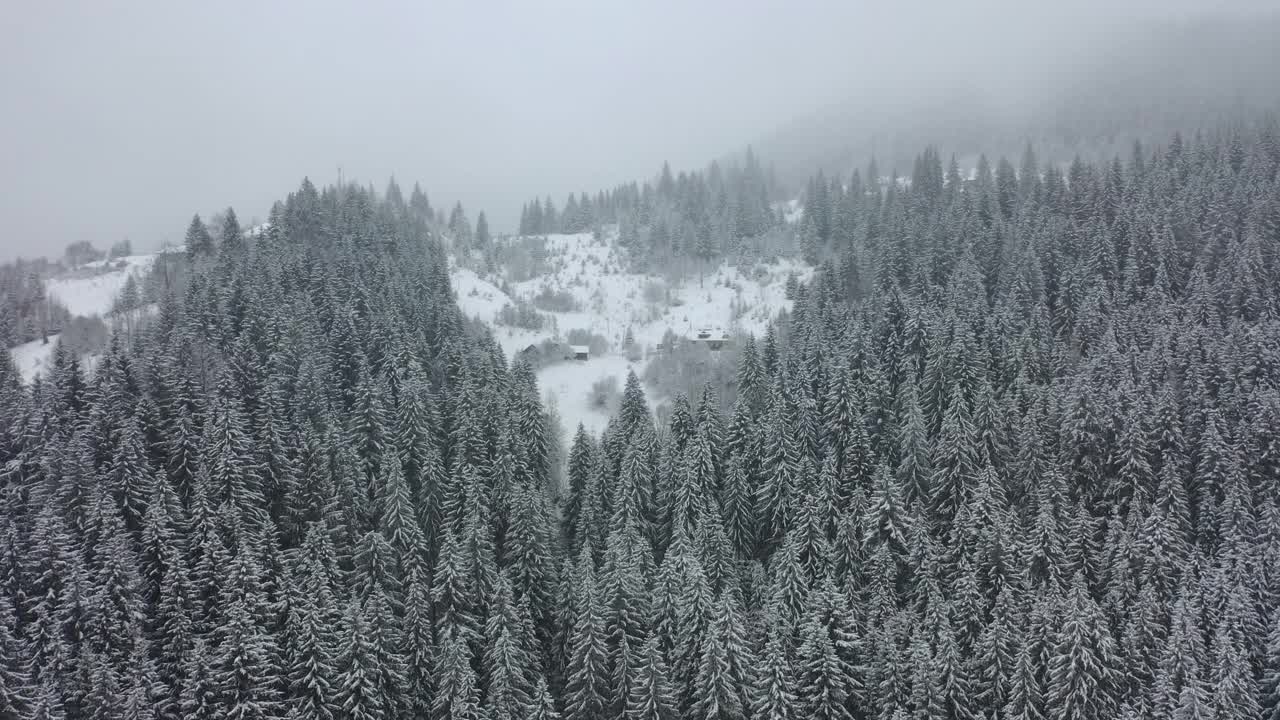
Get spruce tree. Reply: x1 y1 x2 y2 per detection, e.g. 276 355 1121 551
753 623 797 720
178 639 220 720
332 600 385 720
691 591 752 720
484 578 537 720
1261 608 1280 719
286 597 339 720
795 606 855 720
563 561 609 720
213 598 283 720
431 631 485 720
1047 575 1120 720
627 635 679 720
402 566 436 718
185 214 215 260
0 602 32 715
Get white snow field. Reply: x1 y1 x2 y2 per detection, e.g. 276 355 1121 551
451 229 810 440
10 335 61 383
540 354 644 440
47 255 156 318
9 254 157 382
782 198 804 224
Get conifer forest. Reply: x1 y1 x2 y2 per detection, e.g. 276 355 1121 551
3 122 1280 719
5 6 1280 720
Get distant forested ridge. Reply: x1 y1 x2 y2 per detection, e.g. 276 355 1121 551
752 15 1280 192
515 147 790 274
3 120 1280 720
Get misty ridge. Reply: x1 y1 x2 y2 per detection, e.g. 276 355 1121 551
2 4 1280 720
1 3 1277 259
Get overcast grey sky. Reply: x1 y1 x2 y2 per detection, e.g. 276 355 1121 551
0 1 1272 259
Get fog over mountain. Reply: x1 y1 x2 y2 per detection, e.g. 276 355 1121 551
2 1 1276 259
6 4 1280 720
753 11 1280 186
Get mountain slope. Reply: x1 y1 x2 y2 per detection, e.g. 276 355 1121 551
452 229 809 435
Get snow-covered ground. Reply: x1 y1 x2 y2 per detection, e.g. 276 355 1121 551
542 355 645 440
8 254 157 383
782 198 804 224
10 335 60 383
10 230 807 436
47 255 155 317
452 229 810 440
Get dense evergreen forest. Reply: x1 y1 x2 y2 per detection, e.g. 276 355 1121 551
515 148 787 274
0 260 72 350
3 120 1280 720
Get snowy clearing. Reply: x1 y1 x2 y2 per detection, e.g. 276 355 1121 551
8 254 157 383
541 354 647 439
48 254 156 317
451 229 809 442
10 335 60 383
781 198 804 223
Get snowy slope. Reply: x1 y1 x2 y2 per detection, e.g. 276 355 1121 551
506 232 805 351
541 355 646 440
47 254 156 317
11 335 60 383
452 263 550 361
450 229 809 441
8 253 157 383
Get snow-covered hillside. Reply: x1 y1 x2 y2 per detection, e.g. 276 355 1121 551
9 254 157 383
11 335 61 383
452 230 810 439
47 254 156 317
9 232 807 435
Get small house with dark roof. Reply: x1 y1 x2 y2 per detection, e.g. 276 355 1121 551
516 343 544 366
689 327 731 351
